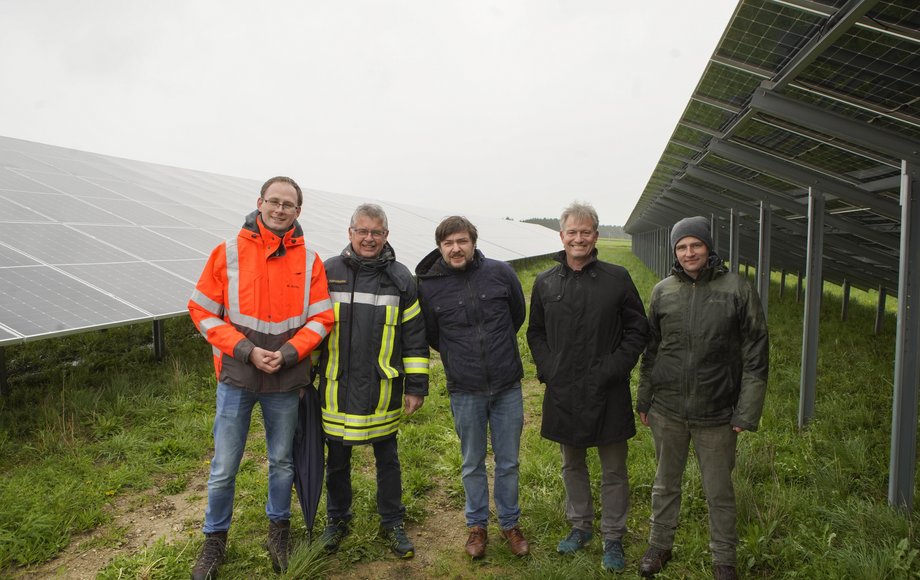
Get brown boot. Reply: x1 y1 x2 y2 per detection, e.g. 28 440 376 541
639 545 673 577
265 519 291 572
465 526 488 559
713 564 739 580
501 526 530 557
191 532 227 580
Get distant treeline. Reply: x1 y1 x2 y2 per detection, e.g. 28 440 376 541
522 217 629 239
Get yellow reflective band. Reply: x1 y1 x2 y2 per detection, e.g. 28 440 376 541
324 378 339 414
377 305 400 379
401 299 421 323
321 407 402 441
402 357 430 375
376 378 392 414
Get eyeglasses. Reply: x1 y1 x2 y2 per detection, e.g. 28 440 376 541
261 198 299 212
351 227 388 238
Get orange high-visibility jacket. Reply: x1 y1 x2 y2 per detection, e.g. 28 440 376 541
188 212 334 392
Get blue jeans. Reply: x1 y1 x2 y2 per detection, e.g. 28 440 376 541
203 383 300 533
449 385 524 529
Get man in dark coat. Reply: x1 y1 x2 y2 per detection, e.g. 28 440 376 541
527 201 649 573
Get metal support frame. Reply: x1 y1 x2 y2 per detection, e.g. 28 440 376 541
153 320 166 361
729 208 741 272
799 187 825 429
889 160 920 510
0 347 6 396
876 286 888 335
711 214 720 257
758 202 772 318
841 279 851 322
780 270 787 299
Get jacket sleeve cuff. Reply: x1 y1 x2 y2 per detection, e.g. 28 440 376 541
280 342 299 367
234 339 255 363
636 401 651 414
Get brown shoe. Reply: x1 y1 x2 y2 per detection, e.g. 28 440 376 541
713 564 739 580
501 526 530 557
465 526 488 559
639 545 673 577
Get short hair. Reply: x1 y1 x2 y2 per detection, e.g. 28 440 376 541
559 201 599 231
350 203 389 231
260 176 303 207
435 216 478 246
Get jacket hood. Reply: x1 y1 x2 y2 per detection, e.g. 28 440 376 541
342 242 411 292
241 209 304 241
415 248 484 279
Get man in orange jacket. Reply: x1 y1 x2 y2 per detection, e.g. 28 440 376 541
187 176 334 578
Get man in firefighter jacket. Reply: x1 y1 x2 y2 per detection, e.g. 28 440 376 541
317 203 429 559
187 176 334 578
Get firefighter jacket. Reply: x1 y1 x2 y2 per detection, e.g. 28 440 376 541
318 243 430 444
415 248 526 394
637 255 769 431
527 250 649 447
188 211 334 393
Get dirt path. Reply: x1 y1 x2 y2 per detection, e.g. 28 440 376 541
13 473 209 580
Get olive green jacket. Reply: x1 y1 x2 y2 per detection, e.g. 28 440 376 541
636 257 768 431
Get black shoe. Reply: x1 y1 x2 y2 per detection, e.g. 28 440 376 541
380 523 415 559
191 532 227 580
319 519 350 554
639 545 673 577
265 519 291 572
713 564 739 580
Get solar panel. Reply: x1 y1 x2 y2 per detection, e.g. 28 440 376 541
0 135 559 346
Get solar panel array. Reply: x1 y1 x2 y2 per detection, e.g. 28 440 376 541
0 135 560 346
625 0 920 294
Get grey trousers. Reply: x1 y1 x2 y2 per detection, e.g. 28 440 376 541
559 440 629 541
648 408 739 566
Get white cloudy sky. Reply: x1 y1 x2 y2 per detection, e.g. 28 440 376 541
0 0 737 226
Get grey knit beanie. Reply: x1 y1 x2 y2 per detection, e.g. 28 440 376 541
670 216 713 255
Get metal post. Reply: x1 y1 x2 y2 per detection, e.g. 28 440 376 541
711 214 720 257
889 160 920 510
758 202 772 319
841 279 851 322
799 187 824 429
780 269 787 299
0 347 6 395
153 320 166 361
876 286 887 335
796 271 804 304
729 208 741 273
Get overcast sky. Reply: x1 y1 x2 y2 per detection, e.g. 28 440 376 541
0 0 737 226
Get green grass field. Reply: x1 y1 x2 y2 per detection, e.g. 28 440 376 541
1 239 918 578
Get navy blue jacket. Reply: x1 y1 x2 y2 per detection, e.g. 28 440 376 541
416 249 525 394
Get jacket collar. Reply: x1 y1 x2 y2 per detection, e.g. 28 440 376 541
552 248 599 274
416 248 484 279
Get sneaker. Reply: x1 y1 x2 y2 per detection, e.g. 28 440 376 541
191 531 227 580
557 527 593 554
265 519 291 572
319 519 349 554
465 526 488 559
713 564 739 580
639 545 673 577
602 539 626 572
501 526 529 557
380 523 415 559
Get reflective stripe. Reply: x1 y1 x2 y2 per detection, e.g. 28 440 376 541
402 357 430 375
306 319 329 339
377 305 399 379
322 407 402 442
324 303 342 405
308 298 332 317
212 345 221 358
198 316 228 339
376 378 392 415
401 299 421 323
331 291 401 307
190 289 224 317
325 376 339 414
301 249 316 314
230 311 310 335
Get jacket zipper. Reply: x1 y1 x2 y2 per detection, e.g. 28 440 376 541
466 273 493 395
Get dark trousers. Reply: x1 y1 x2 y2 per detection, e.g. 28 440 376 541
325 436 405 529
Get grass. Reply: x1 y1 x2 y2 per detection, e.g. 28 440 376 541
1 238 918 578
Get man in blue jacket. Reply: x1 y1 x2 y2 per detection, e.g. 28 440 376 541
416 216 530 559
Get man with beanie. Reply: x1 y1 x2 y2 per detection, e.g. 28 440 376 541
317 203 429 559
527 202 649 572
636 216 769 580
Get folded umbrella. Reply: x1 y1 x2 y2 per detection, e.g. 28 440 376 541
292 386 324 539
